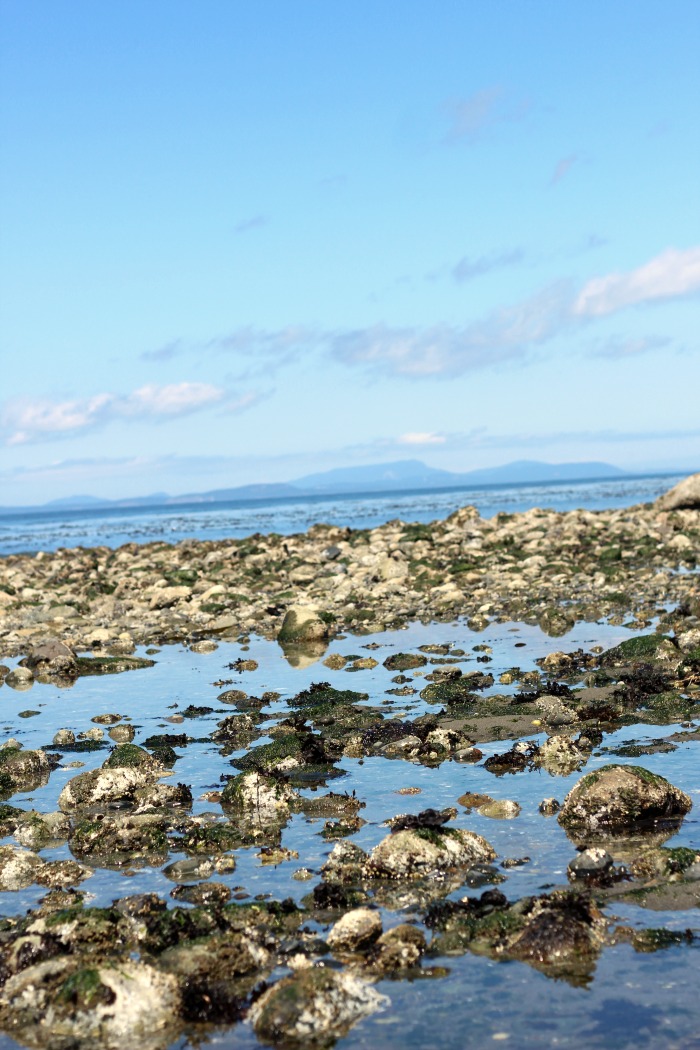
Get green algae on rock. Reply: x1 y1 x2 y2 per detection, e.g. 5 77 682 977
558 764 692 836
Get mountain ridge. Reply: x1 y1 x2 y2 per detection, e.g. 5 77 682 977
0 458 641 515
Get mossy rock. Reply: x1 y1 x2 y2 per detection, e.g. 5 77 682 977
288 683 368 710
383 653 427 672
103 743 160 771
559 764 692 835
420 679 479 706
75 655 155 676
178 822 241 855
599 634 675 667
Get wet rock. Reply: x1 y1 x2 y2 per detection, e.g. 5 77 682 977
0 747 51 797
163 857 215 882
53 729 76 746
558 764 692 835
91 713 123 725
484 741 538 775
102 743 163 773
535 695 578 725
327 907 382 951
58 766 155 811
221 771 297 822
21 639 78 679
599 634 679 669
250 966 388 1047
383 652 427 671
539 798 561 815
568 847 614 881
212 713 258 743
108 724 135 743
170 880 231 905
478 799 521 820
4 667 34 689
70 813 168 864
0 958 180 1048
538 735 586 776
367 825 495 879
0 845 45 890
35 859 93 888
370 924 426 972
75 654 156 676
655 471 700 510
13 810 70 849
278 604 330 644
321 841 369 884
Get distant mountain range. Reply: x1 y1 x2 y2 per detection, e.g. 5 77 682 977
0 458 636 515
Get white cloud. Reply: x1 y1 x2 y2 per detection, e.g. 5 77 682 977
574 246 700 317
2 382 235 445
398 432 446 446
332 282 572 378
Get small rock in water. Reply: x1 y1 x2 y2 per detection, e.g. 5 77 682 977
53 729 75 746
539 798 561 815
327 907 383 951
568 847 614 880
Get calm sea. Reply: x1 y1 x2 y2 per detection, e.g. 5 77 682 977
0 472 685 556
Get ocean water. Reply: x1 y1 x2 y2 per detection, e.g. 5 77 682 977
0 472 685 556
0 617 698 1049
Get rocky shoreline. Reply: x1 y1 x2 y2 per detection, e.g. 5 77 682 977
1 478 699 666
0 474 698 1049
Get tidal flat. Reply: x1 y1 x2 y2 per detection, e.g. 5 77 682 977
0 485 699 1049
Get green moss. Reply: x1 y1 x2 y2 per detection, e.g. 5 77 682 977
75 655 155 676
659 847 699 873
420 679 478 706
58 968 114 1009
179 822 240 854
413 826 460 847
600 634 672 665
103 743 153 769
383 652 427 671
163 569 198 586
289 683 368 709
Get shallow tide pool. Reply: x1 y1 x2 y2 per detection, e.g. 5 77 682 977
1 617 698 1049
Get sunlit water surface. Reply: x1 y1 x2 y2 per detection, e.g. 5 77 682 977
0 616 698 1049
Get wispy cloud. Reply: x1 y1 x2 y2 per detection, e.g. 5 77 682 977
443 87 503 143
138 246 696 383
1 382 246 445
589 335 673 359
331 282 572 378
234 214 267 234
452 248 524 283
550 153 579 185
574 246 700 317
398 432 446 446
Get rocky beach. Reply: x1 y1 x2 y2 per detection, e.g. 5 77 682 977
0 473 698 1049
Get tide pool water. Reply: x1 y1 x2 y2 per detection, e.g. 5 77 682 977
0 615 698 1049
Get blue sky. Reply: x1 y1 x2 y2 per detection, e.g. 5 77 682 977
1 0 699 504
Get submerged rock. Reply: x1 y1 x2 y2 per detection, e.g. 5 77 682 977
250 966 388 1047
558 764 692 836
367 825 495 879
0 747 51 797
327 907 382 952
0 845 45 891
58 767 155 811
0 958 180 1049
